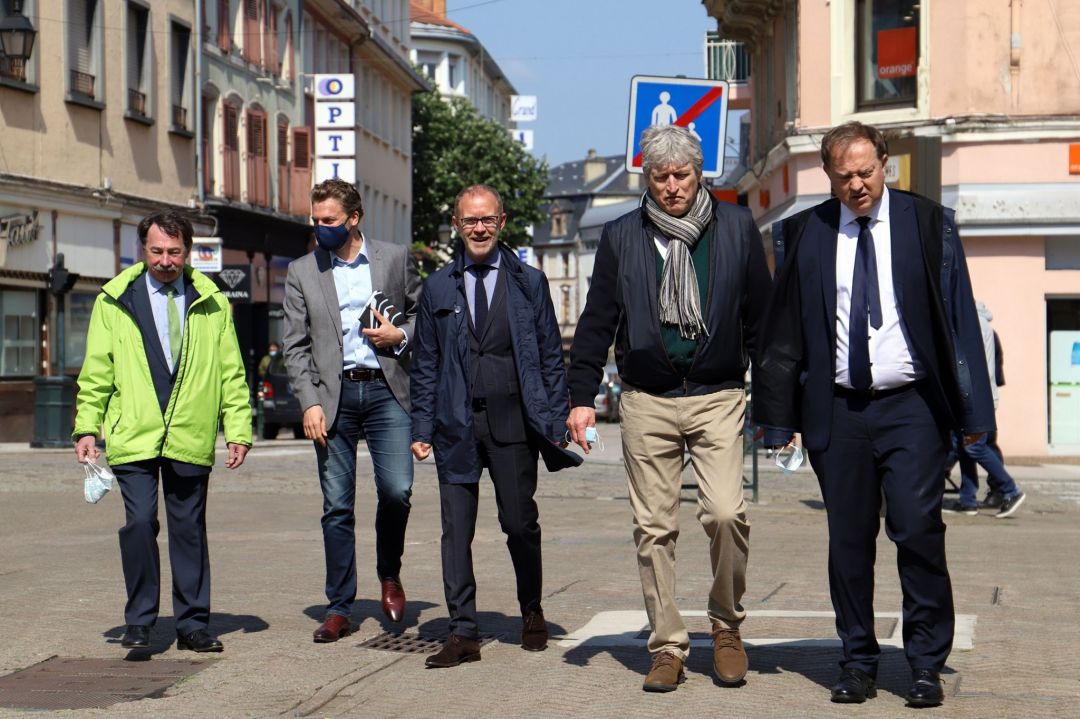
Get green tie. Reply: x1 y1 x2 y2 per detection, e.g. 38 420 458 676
165 283 181 368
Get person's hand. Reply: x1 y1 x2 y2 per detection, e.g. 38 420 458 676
75 436 99 464
361 307 406 349
566 406 596 454
962 432 985 446
303 405 328 447
411 441 431 461
225 443 249 469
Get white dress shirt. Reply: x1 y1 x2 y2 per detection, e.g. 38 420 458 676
834 187 923 389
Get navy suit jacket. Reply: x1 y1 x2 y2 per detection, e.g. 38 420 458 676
753 190 995 451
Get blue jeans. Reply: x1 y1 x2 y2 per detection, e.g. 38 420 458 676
955 431 1019 506
315 378 413 616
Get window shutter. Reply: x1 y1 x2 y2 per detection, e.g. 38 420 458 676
218 0 232 52
225 103 240 150
69 0 91 74
277 120 289 166
292 127 310 169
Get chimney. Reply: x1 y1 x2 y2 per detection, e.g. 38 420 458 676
413 0 447 18
583 149 606 184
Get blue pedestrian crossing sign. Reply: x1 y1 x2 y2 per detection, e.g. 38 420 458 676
625 75 730 178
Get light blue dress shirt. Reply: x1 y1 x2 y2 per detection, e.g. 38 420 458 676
463 250 500 326
333 238 382 371
145 271 186 373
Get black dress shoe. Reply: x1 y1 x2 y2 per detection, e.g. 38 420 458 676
521 609 548 652
830 667 877 703
906 669 944 707
425 635 481 668
121 624 151 648
177 629 224 653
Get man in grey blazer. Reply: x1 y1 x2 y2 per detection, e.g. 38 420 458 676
283 178 421 643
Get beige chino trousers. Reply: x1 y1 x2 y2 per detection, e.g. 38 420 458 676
620 386 750 659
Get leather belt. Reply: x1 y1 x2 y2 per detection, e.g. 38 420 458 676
834 382 917 400
343 368 385 382
471 397 488 411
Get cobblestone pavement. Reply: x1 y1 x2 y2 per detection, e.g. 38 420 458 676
0 435 1078 718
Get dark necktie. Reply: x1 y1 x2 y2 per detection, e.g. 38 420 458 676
470 264 491 331
849 216 883 391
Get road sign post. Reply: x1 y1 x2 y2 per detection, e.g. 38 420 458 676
624 75 730 178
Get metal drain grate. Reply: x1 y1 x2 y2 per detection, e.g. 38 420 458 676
358 632 500 654
0 656 212 710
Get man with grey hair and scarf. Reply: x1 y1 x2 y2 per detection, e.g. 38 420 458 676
566 125 771 692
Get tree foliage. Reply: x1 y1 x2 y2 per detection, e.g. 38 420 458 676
411 89 548 259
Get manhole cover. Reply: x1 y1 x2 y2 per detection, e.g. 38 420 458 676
358 632 500 654
0 656 212 710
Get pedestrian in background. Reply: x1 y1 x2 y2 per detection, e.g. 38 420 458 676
566 125 771 692
943 300 1026 517
410 184 581 668
754 121 995 707
283 178 420 643
73 210 251 653
257 341 281 378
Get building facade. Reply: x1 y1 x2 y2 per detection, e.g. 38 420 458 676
409 0 515 126
703 0 1080 458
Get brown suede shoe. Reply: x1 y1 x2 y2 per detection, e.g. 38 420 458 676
521 609 548 652
643 651 685 692
313 614 352 643
425 634 482 668
381 577 406 623
711 624 748 685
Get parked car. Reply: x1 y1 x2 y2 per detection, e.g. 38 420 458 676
258 356 305 440
594 364 622 423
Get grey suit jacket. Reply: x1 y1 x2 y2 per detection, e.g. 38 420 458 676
282 238 421 424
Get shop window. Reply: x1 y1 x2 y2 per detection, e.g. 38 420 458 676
64 292 96 372
856 0 919 110
0 290 38 377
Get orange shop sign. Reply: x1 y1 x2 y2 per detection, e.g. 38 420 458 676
877 26 917 79
1070 144 1080 175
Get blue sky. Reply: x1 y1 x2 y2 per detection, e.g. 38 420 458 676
444 0 718 168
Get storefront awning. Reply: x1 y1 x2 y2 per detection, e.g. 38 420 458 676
203 202 313 259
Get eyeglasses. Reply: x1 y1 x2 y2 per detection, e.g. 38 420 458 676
458 216 500 229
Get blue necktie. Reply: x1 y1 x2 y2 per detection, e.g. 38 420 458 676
849 216 882 391
470 264 491 331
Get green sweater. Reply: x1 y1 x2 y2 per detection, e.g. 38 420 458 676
655 233 710 376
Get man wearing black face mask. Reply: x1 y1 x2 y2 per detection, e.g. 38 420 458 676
283 178 421 642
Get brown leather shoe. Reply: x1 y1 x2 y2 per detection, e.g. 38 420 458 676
521 609 548 652
643 651 685 692
381 577 406 623
425 634 482 668
313 614 352 643
711 624 748 684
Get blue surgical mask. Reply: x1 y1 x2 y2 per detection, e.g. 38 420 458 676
314 222 350 251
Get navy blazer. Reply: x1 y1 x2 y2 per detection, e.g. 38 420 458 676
410 243 582 483
753 190 995 451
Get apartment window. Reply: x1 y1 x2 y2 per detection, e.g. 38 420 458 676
856 0 919 110
551 210 566 238
125 3 151 120
0 0 37 85
67 0 103 103
276 117 289 212
266 3 279 76
0 290 37 377
246 108 269 206
560 286 571 325
242 0 261 66
282 11 294 82
223 100 241 199
170 22 192 133
447 54 459 92
416 51 439 82
202 94 217 192
561 252 571 278
217 0 232 52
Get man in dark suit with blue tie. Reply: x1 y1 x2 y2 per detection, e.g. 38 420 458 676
754 122 995 707
410 184 581 668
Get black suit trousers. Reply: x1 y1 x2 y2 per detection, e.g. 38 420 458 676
808 383 954 675
114 459 211 635
438 407 541 639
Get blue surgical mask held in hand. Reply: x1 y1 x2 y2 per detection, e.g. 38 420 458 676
314 222 350 251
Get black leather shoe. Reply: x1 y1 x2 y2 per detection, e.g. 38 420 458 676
120 624 151 648
521 609 548 652
830 668 877 703
425 635 481 668
906 669 944 707
177 629 224 653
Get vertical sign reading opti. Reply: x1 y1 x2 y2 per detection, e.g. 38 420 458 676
314 74 357 184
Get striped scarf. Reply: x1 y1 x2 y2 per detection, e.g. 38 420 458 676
643 186 713 340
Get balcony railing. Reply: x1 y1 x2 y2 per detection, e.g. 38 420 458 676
172 104 188 130
128 89 147 116
71 70 96 98
0 56 26 82
706 36 751 84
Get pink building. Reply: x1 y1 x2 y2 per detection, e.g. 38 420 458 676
703 0 1080 459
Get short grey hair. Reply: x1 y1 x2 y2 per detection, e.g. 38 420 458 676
639 125 704 177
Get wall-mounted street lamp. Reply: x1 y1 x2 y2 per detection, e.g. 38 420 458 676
0 0 37 63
